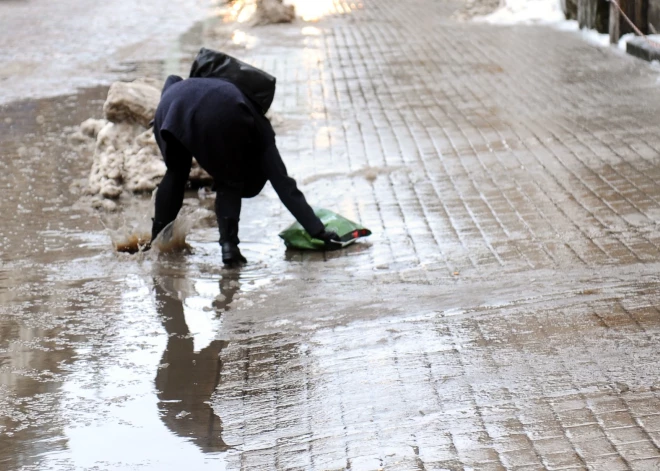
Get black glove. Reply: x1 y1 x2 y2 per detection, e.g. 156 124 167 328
314 229 341 249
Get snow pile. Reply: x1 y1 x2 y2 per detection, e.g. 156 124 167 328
253 0 295 25
78 78 210 204
88 120 165 198
473 0 635 49
474 0 637 50
555 22 636 50
103 79 161 128
475 0 565 24
222 0 296 26
80 118 107 139
553 20 616 47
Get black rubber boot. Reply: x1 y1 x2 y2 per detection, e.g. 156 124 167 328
218 218 246 266
151 218 167 242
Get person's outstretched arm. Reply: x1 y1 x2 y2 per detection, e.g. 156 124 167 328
261 142 324 236
152 132 193 241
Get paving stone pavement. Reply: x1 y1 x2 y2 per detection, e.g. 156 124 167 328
4 0 660 469
200 0 660 469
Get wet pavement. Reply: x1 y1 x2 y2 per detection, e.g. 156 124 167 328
0 0 206 104
4 0 660 469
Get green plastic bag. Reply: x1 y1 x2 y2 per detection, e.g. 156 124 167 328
279 208 371 250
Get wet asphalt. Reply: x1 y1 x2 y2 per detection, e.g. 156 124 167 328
4 0 660 470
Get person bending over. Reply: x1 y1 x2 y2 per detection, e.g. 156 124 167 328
150 75 338 265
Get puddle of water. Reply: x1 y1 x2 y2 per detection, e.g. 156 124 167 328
0 0 375 467
301 165 404 185
30 273 231 470
0 269 8 294
151 216 195 254
0 9 257 468
231 29 259 49
104 194 213 254
111 231 152 253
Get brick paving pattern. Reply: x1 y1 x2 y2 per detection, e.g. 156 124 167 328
203 0 660 470
3 0 660 469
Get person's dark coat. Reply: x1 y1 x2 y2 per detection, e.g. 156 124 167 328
151 75 324 240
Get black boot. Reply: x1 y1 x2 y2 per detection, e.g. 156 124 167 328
151 218 167 242
218 218 246 266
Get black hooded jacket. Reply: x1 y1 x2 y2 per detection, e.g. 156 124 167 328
153 75 323 236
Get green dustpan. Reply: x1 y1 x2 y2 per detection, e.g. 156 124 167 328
279 208 371 250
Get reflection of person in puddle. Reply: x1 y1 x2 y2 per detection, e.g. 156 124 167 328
149 75 339 266
153 272 240 452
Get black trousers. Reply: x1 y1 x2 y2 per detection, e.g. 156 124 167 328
152 131 243 241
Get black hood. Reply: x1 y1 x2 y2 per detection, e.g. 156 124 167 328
162 75 184 96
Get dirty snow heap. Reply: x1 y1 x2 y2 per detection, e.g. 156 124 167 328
82 78 209 201
252 0 295 25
